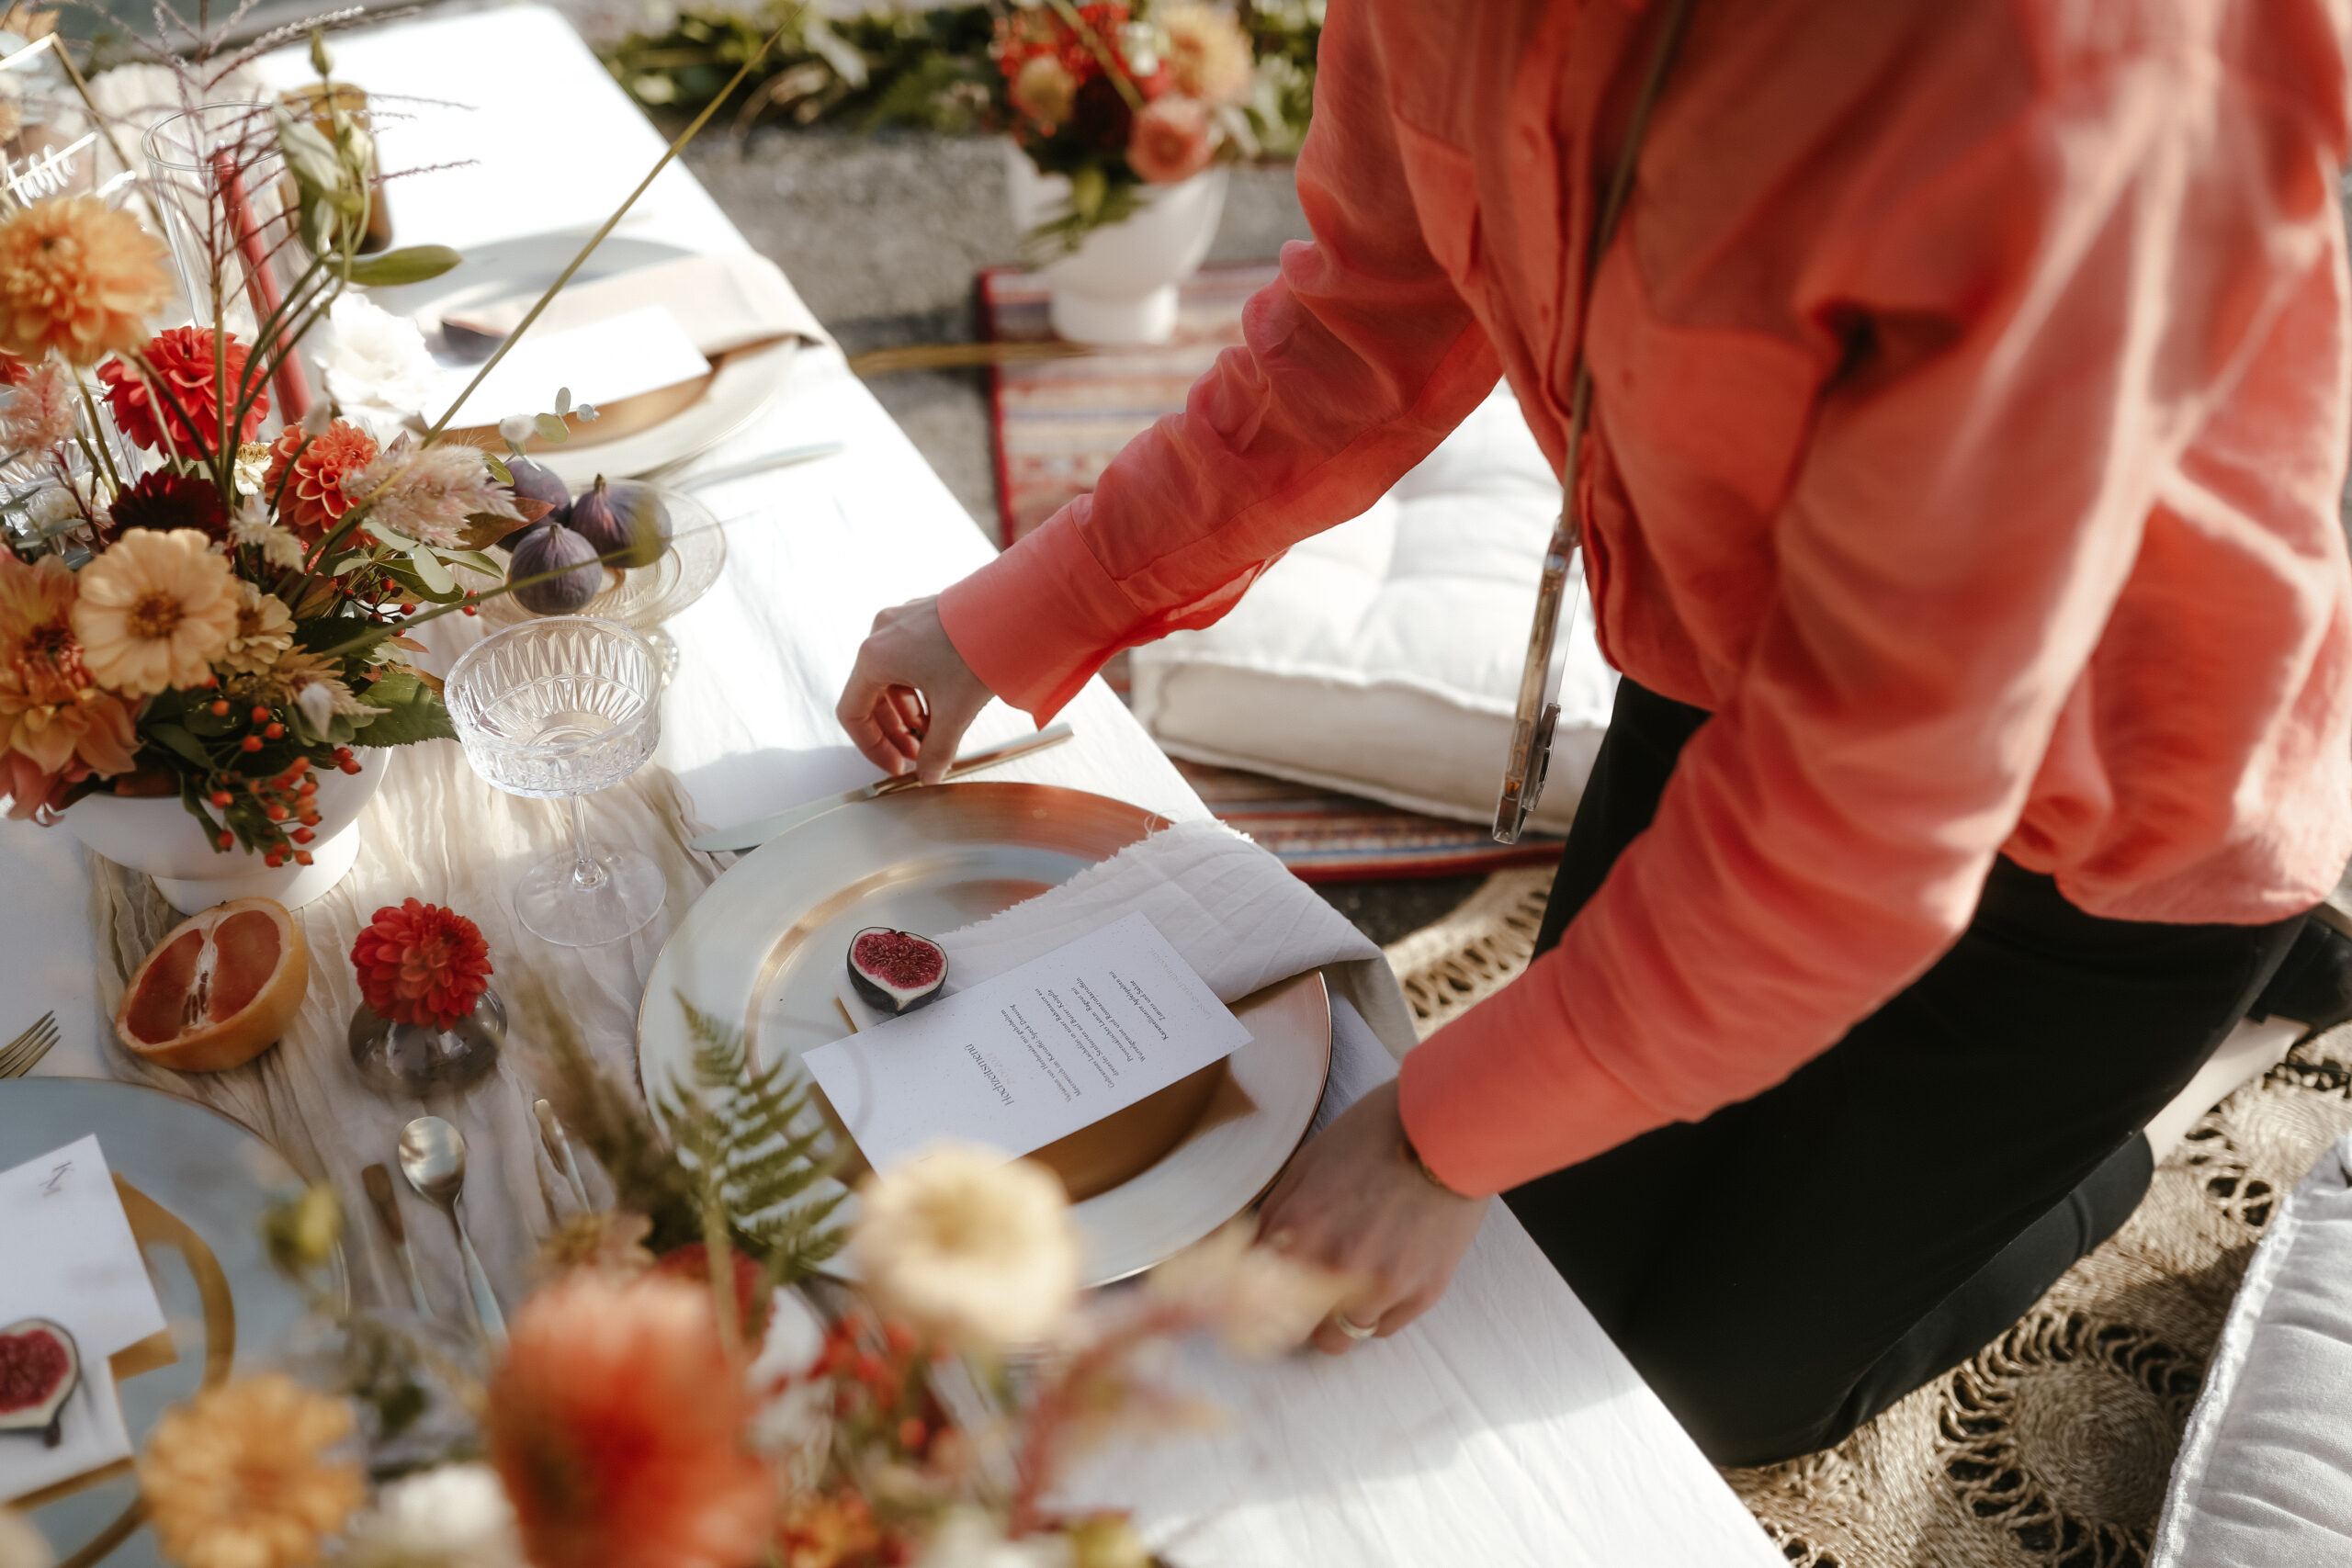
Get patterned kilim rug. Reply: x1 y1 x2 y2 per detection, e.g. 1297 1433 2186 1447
981 261 1280 547
1379 873 2352 1568
985 262 1565 881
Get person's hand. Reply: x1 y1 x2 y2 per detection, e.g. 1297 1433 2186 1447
836 596 994 784
1256 1078 1488 1354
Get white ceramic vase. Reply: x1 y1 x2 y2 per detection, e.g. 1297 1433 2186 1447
1004 143 1227 345
62 749 386 914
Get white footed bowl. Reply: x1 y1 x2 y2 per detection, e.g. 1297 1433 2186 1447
1005 144 1227 345
64 750 386 913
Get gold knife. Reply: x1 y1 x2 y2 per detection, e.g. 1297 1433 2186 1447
688 722 1075 853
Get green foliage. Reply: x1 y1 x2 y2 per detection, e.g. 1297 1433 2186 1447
342 245 463 288
348 666 455 748
662 994 848 1283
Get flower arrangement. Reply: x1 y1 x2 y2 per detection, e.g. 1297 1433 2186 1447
0 37 546 860
0 16 750 859
18 994 1347 1568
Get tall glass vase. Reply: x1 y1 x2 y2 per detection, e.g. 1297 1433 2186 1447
141 103 316 424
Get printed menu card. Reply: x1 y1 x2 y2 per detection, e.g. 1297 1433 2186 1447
805 911 1252 1171
0 1135 167 1504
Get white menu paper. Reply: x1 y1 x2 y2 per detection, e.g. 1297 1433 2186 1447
804 911 1253 1171
0 1135 166 1504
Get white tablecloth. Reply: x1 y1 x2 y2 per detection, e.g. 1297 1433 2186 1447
0 8 1784 1563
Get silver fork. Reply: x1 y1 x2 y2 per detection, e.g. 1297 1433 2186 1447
0 1011 59 1078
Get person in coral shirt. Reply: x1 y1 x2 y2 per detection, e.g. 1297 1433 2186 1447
840 0 2352 1462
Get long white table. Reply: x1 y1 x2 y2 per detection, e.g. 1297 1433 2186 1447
0 9 1784 1563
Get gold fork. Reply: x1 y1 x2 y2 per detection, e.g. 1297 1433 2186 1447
0 1011 59 1078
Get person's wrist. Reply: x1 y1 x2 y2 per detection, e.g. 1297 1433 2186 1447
1396 1120 1467 1199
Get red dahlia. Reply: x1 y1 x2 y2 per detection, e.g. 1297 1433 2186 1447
351 898 493 1030
97 327 268 457
264 421 379 544
109 470 229 542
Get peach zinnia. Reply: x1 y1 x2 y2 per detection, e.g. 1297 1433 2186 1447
488 1272 773 1568
137 1374 365 1568
0 551 134 818
71 527 238 697
0 197 172 366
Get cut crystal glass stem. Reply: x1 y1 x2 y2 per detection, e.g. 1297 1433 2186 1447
567 795 607 891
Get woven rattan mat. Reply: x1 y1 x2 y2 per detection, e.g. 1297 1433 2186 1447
1381 873 2352 1568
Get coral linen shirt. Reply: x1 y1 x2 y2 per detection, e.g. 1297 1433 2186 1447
937 0 2352 1196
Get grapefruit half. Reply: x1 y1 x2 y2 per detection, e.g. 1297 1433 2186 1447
114 897 310 1072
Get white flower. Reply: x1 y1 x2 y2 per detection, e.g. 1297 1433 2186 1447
339 1464 524 1568
271 648 387 737
230 496 306 570
1147 1219 1351 1358
232 441 272 499
919 1510 1070 1568
25 481 84 533
852 1142 1081 1350
0 364 77 453
317 295 443 430
344 437 522 549
745 1287 830 1483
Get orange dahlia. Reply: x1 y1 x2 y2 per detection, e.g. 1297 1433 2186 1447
0 197 172 366
99 327 268 457
488 1273 774 1568
263 420 379 544
350 898 492 1029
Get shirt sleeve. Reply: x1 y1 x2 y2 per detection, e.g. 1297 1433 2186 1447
936 0 1503 718
1399 54 2347 1194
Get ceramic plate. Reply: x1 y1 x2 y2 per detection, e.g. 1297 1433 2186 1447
364 233 797 484
638 783 1332 1286
0 1077 339 1568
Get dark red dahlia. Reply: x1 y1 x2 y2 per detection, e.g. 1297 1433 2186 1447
98 327 269 457
1069 73 1136 152
351 898 493 1030
108 470 230 543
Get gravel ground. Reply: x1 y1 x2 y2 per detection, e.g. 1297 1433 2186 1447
684 130 1314 530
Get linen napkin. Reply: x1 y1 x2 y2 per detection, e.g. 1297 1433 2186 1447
441 253 837 356
922 818 1418 1061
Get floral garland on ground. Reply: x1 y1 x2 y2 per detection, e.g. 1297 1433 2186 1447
602 1 1322 253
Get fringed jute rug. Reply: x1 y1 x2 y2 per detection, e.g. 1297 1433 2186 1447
1381 874 2352 1568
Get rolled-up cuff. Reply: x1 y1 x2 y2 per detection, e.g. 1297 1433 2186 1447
1396 964 1666 1197
936 501 1142 722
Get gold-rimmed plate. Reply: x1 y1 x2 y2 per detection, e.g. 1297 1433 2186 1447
637 783 1332 1286
0 1078 340 1568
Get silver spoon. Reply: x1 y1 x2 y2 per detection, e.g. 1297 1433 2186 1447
397 1116 507 1346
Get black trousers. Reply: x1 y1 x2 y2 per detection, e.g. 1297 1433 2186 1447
1503 679 2307 1468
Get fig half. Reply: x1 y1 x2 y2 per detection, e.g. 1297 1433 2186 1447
0 1318 79 1448
848 927 948 1015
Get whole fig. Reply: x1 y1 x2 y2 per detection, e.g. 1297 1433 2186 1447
506 519 603 615
488 457 569 554
504 456 570 515
566 475 669 570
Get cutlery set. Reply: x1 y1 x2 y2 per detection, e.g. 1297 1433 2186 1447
355 1104 592 1346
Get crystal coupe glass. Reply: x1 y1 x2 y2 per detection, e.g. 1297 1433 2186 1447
446 618 664 946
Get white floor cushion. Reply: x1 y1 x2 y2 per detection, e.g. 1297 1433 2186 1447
2150 1131 2352 1567
1129 386 1617 836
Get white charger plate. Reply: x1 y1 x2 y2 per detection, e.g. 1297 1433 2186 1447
364 233 797 484
637 783 1333 1286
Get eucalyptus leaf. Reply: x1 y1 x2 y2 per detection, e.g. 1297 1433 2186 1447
534 412 570 444
554 387 573 415
342 246 464 288
408 546 455 595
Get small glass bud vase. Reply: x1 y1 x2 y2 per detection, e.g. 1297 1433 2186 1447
348 987 504 1100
